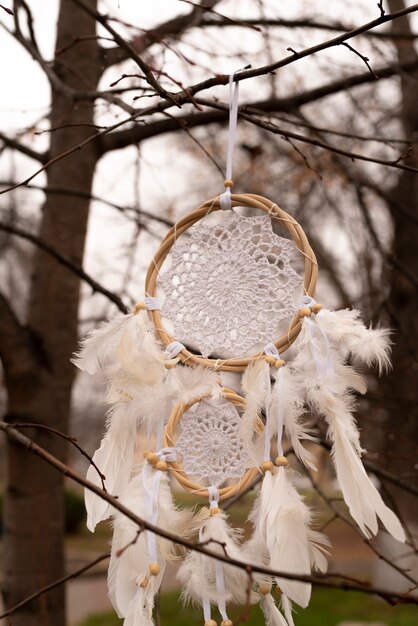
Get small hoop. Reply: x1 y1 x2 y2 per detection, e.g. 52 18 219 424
163 389 260 502
145 193 317 372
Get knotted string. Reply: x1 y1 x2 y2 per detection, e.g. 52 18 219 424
144 296 161 310
220 72 240 211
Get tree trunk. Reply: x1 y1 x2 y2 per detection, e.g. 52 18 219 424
373 0 418 593
3 2 101 624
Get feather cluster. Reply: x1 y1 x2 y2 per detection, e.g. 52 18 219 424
290 305 405 542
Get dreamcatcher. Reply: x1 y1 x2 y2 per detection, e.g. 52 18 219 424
72 73 405 626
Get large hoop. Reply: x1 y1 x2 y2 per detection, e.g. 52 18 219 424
145 193 317 372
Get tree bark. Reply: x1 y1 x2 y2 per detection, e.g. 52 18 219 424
2 2 101 624
373 0 418 594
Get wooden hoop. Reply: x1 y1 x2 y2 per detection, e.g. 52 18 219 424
145 193 317 372
163 389 260 502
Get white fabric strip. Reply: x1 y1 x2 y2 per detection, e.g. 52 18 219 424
144 446 177 564
163 340 185 360
144 296 161 310
276 366 284 456
220 72 240 211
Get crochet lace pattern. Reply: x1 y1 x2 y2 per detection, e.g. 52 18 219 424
175 399 248 487
159 214 302 357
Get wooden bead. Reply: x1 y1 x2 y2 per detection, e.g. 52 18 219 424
210 507 221 516
133 301 146 314
275 456 288 467
204 621 217 626
299 306 312 318
261 460 274 473
221 620 233 626
264 355 276 366
138 576 149 588
164 362 176 369
155 460 168 471
223 179 234 188
149 562 160 576
143 449 153 460
258 583 272 596
274 359 285 369
147 453 159 465
312 303 323 314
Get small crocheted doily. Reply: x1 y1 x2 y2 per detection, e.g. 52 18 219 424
175 398 248 488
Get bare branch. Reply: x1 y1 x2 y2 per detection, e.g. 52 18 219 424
0 221 128 313
0 551 110 621
0 129 48 163
0 420 417 606
100 56 418 154
101 0 221 69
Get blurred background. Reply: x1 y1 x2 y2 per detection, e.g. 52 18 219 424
0 1 417 625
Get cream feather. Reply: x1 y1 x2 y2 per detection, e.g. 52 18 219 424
85 404 137 532
178 510 250 607
240 360 267 456
270 367 317 470
315 309 391 374
329 413 405 541
124 577 160 626
169 364 219 405
307 529 331 573
281 594 296 626
260 593 289 626
71 313 137 375
255 468 317 608
306 380 404 541
108 466 194 617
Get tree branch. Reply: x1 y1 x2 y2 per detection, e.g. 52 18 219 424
198 15 418 40
0 222 128 313
101 0 221 69
99 57 418 154
0 129 48 163
1 420 416 606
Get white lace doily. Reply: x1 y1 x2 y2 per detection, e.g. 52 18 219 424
175 399 248 488
159 214 302 357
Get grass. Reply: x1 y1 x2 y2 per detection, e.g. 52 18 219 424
77 588 418 626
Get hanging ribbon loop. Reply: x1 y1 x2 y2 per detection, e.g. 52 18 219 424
220 72 240 211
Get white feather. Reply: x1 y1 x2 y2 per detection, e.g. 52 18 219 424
271 367 318 470
256 468 313 608
240 360 267 456
108 467 194 617
169 364 219 405
71 313 136 375
329 414 405 542
307 529 331 573
123 579 159 626
178 510 251 607
281 594 296 626
260 593 289 626
316 309 392 374
85 404 137 532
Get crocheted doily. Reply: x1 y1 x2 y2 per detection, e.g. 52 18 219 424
159 214 302 357
175 399 248 488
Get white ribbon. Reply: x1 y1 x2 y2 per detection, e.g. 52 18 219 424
263 344 285 459
163 340 185 360
143 444 177 565
144 296 161 310
220 72 240 211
